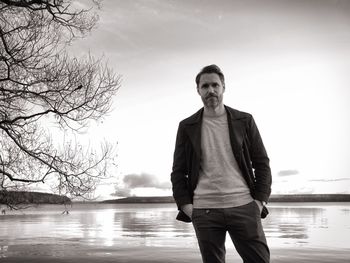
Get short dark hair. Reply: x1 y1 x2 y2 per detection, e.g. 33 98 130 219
195 64 225 88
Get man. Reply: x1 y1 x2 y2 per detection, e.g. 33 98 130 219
171 64 272 263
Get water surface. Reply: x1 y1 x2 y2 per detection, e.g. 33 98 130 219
0 202 349 261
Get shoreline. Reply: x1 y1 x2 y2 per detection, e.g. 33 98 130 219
1 246 349 263
2 194 350 206
101 194 350 204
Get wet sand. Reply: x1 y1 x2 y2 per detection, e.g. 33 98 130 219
1 245 349 263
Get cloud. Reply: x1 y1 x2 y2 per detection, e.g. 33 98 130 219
309 178 350 182
112 173 171 197
274 187 315 195
111 188 132 197
123 173 171 189
272 181 315 195
277 170 299 177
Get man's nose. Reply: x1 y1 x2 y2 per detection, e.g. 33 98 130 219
208 85 215 93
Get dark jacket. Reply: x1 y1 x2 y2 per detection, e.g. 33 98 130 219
171 105 272 222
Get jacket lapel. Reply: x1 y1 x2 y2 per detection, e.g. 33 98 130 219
184 108 203 158
226 106 245 162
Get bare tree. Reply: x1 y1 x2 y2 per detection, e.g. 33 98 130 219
0 0 120 202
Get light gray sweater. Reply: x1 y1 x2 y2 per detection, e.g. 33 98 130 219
193 112 253 208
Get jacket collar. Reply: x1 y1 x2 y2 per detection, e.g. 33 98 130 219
183 105 246 125
183 108 203 125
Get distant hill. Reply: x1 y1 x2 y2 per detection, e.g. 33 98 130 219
102 196 174 204
101 194 350 204
0 190 71 205
268 194 350 202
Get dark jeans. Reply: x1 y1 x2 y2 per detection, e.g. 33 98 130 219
192 201 270 263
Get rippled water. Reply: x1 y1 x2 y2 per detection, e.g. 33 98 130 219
0 202 349 259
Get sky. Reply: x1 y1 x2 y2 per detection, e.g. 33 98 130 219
64 0 350 199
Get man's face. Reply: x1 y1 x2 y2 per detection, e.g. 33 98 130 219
197 73 225 109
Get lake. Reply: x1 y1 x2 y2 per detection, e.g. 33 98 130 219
0 202 349 262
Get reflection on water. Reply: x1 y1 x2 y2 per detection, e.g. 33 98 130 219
264 203 350 248
0 202 349 257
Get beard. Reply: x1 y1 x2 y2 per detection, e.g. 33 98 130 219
202 94 222 108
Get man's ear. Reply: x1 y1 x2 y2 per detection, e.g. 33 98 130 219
196 86 200 95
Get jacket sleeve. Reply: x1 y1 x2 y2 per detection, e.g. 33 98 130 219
170 122 192 209
247 116 272 203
